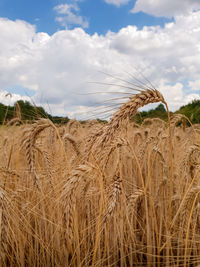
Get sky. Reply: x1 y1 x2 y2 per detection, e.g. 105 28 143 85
0 0 200 118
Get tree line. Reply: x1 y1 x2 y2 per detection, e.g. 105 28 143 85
0 100 69 125
0 99 199 125
131 99 200 124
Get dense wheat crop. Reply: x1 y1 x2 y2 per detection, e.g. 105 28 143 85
0 88 200 266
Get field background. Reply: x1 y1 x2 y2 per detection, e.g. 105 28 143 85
0 96 200 266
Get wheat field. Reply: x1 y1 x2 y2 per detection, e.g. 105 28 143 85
0 88 200 266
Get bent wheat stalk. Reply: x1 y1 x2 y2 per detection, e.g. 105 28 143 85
105 89 165 138
86 89 166 158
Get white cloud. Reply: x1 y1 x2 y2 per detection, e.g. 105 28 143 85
132 0 200 18
54 3 89 29
104 0 130 7
0 90 30 106
188 80 200 91
159 82 188 111
0 14 200 118
54 4 79 15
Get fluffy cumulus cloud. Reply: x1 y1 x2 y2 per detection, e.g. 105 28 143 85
132 0 200 18
0 13 200 118
54 3 89 29
104 0 130 7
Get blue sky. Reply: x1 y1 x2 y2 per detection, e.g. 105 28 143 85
0 0 199 118
0 0 172 35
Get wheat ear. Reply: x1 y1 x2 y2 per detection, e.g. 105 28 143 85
86 89 165 157
63 133 80 156
61 164 95 251
127 189 144 215
6 117 22 126
181 185 200 224
102 89 165 142
21 119 55 188
103 172 122 223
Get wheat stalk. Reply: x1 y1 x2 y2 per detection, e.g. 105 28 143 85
0 188 8 264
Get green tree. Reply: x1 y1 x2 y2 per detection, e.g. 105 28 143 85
176 100 200 124
131 103 168 124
